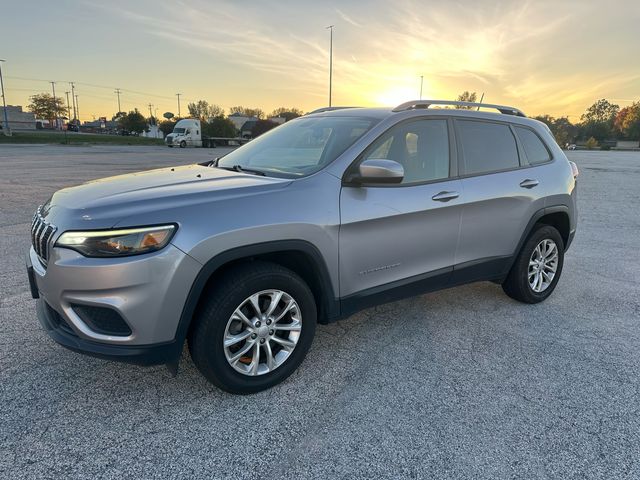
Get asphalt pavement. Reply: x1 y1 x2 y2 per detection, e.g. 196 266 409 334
1 145 639 479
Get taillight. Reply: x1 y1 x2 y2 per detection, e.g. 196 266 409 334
569 161 579 178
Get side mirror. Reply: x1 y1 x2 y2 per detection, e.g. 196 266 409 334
349 159 404 185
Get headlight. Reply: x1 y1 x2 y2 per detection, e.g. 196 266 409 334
56 225 176 257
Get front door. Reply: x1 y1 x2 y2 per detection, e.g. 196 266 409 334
339 118 463 304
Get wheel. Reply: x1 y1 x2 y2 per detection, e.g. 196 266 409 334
502 225 564 303
188 261 317 394
179 140 186 148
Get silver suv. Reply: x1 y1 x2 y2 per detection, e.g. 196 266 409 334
27 100 578 394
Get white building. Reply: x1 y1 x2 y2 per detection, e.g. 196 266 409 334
0 105 36 131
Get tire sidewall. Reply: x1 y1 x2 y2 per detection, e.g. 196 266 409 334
518 225 565 302
193 269 316 393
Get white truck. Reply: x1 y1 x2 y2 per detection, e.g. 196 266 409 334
165 118 246 148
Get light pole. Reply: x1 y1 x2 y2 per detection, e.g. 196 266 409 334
419 75 424 100
65 91 71 121
326 25 334 107
70 82 77 120
0 59 11 136
176 93 182 118
50 81 59 130
115 88 122 114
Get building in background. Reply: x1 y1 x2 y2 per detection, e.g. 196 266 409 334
228 112 258 131
0 105 36 131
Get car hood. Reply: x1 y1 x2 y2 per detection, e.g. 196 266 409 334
44 164 291 229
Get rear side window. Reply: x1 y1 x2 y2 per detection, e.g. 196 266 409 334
457 120 519 175
515 127 551 165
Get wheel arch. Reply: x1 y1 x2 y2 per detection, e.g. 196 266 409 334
505 205 571 276
173 240 339 355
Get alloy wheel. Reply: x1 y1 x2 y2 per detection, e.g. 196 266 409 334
528 239 559 293
223 289 302 376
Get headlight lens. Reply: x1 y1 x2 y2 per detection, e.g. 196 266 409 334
56 225 176 257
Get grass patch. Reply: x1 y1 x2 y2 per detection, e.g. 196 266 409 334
0 131 164 146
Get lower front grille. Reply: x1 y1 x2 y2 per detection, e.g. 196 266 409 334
71 304 133 336
45 302 77 337
31 206 57 264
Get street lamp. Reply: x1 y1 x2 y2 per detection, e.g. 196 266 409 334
326 26 334 107
0 59 11 136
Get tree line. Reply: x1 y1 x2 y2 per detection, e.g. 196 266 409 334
24 91 640 145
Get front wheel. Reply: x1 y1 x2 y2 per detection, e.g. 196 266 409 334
188 261 317 394
502 225 565 303
179 140 186 148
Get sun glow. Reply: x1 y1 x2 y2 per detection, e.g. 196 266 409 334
374 85 426 108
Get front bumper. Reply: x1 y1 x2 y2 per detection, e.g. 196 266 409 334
27 243 202 360
36 298 181 365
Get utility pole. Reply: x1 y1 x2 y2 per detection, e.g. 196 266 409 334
0 59 11 136
70 82 77 120
326 25 334 107
50 81 59 130
476 92 485 111
65 91 71 121
114 88 122 114
176 93 181 118
148 103 154 124
419 75 424 100
75 94 80 122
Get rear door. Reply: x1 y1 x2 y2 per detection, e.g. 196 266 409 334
339 117 463 300
453 119 547 279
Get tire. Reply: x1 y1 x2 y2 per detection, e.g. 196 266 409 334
179 140 186 148
188 261 317 394
502 225 564 303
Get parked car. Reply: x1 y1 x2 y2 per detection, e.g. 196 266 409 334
567 144 577 150
27 100 578 394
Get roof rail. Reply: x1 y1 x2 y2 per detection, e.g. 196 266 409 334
306 106 358 115
392 100 526 117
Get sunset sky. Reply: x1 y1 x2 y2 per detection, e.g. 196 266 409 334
3 0 638 121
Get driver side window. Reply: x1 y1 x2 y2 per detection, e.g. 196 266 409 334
363 119 450 184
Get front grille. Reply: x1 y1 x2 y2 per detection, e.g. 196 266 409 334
31 205 57 265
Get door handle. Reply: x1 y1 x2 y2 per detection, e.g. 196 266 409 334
519 179 539 189
431 191 459 202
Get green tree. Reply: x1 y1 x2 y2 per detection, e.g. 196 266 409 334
187 100 225 120
533 115 577 147
251 119 278 137
614 102 640 140
585 137 599 149
27 93 67 122
579 99 619 141
159 119 176 137
455 91 477 109
117 109 147 134
269 107 303 121
229 106 264 119
202 117 237 137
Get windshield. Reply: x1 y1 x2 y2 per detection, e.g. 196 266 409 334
173 128 185 134
218 116 379 178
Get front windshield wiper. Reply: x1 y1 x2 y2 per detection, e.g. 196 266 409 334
217 164 266 176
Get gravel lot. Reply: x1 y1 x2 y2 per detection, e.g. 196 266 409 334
1 145 639 479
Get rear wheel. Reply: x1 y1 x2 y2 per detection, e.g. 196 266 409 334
188 261 316 394
502 225 564 303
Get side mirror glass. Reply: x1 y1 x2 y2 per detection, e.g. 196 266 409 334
349 159 404 185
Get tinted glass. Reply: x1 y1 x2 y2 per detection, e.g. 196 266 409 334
218 116 379 178
457 121 519 174
363 119 449 184
515 126 551 165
